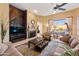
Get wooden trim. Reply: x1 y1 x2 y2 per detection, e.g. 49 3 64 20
9 4 24 12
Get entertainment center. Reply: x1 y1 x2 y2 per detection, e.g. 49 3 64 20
9 5 27 43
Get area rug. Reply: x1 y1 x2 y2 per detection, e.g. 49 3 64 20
16 43 40 56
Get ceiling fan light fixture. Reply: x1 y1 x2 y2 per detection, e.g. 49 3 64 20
52 10 56 14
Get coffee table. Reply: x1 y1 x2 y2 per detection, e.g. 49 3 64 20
28 38 48 51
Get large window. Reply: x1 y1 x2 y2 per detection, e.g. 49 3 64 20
50 18 71 34
53 19 70 26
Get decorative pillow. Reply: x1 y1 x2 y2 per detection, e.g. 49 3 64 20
0 44 8 55
69 36 75 45
60 35 71 43
72 44 79 55
70 39 79 48
73 44 79 51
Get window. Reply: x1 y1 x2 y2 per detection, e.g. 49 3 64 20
50 18 71 34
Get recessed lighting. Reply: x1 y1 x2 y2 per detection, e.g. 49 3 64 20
34 10 38 13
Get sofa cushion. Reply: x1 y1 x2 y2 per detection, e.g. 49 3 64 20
73 44 79 51
54 46 65 56
69 36 75 45
40 39 69 56
60 35 71 43
70 38 79 48
72 44 79 55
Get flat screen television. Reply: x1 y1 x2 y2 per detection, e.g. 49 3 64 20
10 26 25 34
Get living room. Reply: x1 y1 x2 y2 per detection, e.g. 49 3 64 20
0 3 79 56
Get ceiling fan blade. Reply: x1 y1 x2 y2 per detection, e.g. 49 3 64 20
58 8 66 11
58 3 67 7
53 6 57 9
54 3 67 9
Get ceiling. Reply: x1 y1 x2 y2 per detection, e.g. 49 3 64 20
10 3 79 16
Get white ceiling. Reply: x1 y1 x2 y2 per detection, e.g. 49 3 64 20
10 3 79 16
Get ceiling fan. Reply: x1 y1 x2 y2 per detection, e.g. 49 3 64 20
53 3 68 11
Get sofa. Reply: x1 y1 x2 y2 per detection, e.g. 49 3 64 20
40 35 79 56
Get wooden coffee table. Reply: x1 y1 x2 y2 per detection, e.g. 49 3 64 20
28 38 48 51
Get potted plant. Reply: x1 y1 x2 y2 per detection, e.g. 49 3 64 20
0 20 7 43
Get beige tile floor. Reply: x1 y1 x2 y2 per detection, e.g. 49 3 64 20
12 36 37 47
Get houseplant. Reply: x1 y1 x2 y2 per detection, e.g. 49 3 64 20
0 20 7 43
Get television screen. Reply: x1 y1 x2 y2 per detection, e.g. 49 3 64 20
10 26 24 34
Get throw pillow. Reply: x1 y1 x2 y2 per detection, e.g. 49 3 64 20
69 36 75 45
73 44 79 51
60 35 71 43
70 39 79 48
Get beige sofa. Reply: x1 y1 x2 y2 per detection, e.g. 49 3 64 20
40 35 79 56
